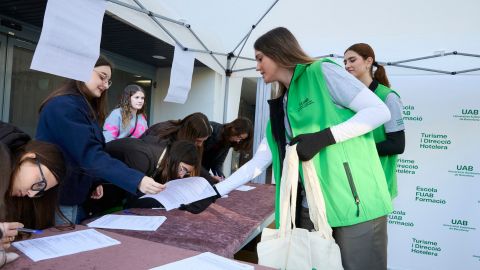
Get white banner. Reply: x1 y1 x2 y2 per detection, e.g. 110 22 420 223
387 75 480 270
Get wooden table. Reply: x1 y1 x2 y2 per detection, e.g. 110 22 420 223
84 183 276 258
5 225 274 270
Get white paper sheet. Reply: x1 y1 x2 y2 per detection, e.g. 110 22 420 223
235 185 256 192
150 252 254 270
30 0 105 82
141 177 216 211
12 229 120 262
86 214 166 231
163 44 195 104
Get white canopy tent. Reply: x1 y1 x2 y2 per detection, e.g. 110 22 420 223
103 3 480 270
106 0 480 78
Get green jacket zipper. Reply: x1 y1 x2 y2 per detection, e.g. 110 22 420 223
343 162 360 217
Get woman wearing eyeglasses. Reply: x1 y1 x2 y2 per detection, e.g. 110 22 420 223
143 112 219 184
104 138 200 209
36 55 165 224
0 121 65 256
103 84 148 143
202 117 253 182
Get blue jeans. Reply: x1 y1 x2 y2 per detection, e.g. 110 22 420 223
55 205 86 225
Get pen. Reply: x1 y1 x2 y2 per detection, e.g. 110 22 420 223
122 210 139 215
17 228 43 234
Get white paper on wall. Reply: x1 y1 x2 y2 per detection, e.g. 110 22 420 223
164 45 195 104
30 0 105 82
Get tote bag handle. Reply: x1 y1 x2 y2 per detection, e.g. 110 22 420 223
279 145 334 240
302 158 334 240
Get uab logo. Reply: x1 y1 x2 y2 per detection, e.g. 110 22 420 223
443 218 475 232
462 109 478 115
451 219 468 226
457 165 474 171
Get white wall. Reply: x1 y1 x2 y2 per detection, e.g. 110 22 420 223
151 66 243 123
151 67 216 122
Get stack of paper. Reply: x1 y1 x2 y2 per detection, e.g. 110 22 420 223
141 177 217 210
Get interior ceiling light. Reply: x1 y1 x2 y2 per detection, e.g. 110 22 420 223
152 55 166 60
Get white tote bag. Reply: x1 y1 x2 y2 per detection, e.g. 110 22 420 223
257 145 343 270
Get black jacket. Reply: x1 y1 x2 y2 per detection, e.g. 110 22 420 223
105 135 169 181
202 122 232 177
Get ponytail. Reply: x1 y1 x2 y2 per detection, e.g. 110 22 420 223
373 62 390 87
346 43 391 88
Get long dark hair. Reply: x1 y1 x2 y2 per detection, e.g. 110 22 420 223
223 117 253 152
0 140 65 229
118 84 147 129
345 43 390 87
146 112 212 143
254 27 314 96
157 140 200 184
39 55 113 125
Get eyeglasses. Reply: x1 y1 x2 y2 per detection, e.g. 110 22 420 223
94 70 112 88
31 159 47 198
178 165 191 178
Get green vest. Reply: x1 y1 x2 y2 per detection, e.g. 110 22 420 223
371 84 401 199
266 59 392 228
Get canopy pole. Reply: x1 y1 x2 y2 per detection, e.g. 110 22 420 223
108 0 185 25
185 26 226 71
108 0 231 71
386 64 452 74
455 52 480 58
124 0 186 49
223 55 233 123
231 0 279 53
451 67 480 75
390 53 455 65
230 0 279 72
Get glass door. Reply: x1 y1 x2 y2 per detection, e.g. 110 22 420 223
2 37 65 136
0 34 7 120
1 35 156 137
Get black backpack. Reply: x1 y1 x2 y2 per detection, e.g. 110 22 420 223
0 121 31 151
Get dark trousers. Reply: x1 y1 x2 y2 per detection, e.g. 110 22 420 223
299 207 388 270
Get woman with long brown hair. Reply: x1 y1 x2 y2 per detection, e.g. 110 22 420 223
202 117 253 181
103 84 148 142
344 43 405 199
36 55 164 224
254 27 392 270
105 138 201 209
143 112 212 147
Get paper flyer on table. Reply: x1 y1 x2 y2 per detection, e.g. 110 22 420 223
87 214 167 231
141 177 216 210
235 185 256 191
12 229 120 262
150 252 254 270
